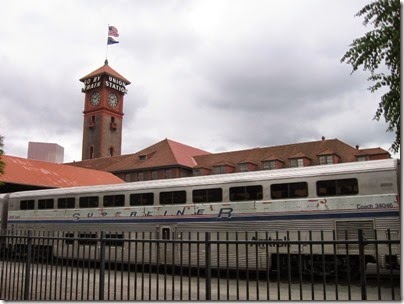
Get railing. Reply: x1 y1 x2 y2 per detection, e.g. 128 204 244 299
0 229 400 301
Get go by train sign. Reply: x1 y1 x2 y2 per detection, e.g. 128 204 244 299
82 75 128 94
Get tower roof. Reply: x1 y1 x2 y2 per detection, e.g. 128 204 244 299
80 60 131 85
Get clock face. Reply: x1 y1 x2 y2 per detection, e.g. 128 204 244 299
108 93 119 107
90 92 100 106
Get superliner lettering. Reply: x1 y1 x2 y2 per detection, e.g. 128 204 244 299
71 207 233 221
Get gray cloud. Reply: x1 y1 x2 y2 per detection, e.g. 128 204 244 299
0 0 398 162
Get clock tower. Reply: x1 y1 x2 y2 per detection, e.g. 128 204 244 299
79 60 131 160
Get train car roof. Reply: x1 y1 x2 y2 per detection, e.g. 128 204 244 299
7 158 399 199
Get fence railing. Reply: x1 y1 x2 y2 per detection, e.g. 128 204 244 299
0 229 400 301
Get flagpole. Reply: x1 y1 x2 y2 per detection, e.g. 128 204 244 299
105 24 109 62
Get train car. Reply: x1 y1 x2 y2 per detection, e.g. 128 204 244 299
0 158 400 274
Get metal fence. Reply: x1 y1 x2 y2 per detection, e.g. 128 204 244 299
0 229 400 301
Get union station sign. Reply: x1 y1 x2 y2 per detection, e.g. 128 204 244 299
82 75 127 94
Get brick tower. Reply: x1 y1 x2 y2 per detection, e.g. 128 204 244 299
79 60 131 160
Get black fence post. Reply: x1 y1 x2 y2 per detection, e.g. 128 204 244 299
205 232 211 301
99 231 106 301
358 229 367 300
24 230 32 300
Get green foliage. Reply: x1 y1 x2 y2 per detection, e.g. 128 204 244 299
341 0 400 153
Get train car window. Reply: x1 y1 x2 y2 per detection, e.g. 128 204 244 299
270 182 308 199
192 188 223 203
130 193 154 206
316 178 358 196
38 199 54 209
103 195 125 207
79 196 99 208
105 233 124 247
58 197 75 209
20 200 35 210
159 190 186 205
162 227 171 240
64 233 75 245
230 185 263 202
78 233 97 245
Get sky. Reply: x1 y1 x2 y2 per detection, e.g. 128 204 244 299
0 0 399 163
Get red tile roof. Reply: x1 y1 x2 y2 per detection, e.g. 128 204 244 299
355 147 390 156
317 149 337 156
1 155 124 188
67 138 391 176
79 60 131 84
67 138 210 173
193 138 382 170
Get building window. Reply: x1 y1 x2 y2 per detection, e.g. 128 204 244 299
213 166 226 174
193 168 200 176
109 146 114 157
165 169 172 178
89 116 95 128
139 155 147 161
290 158 304 168
357 156 367 162
89 146 94 159
110 117 117 130
151 171 158 180
319 155 334 165
263 160 277 170
239 163 249 172
137 172 144 181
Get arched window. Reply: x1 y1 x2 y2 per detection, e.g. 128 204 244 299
89 146 94 159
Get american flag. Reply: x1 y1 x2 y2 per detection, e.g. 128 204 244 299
108 26 119 37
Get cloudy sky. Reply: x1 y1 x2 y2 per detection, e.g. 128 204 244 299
0 0 399 162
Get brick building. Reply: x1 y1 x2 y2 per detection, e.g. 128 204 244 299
68 136 390 182
69 62 391 181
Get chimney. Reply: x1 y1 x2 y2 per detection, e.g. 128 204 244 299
356 145 359 150
321 136 325 141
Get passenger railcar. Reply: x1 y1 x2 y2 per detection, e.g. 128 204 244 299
0 158 400 273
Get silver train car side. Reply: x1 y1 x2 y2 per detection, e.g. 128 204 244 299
0 158 400 273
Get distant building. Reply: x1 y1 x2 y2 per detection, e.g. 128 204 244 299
27 142 64 163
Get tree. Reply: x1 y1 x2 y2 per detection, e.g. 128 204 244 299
341 0 400 153
0 135 4 177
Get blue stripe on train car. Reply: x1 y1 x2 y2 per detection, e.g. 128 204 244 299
8 210 399 225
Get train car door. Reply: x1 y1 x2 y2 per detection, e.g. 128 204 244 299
158 225 177 265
